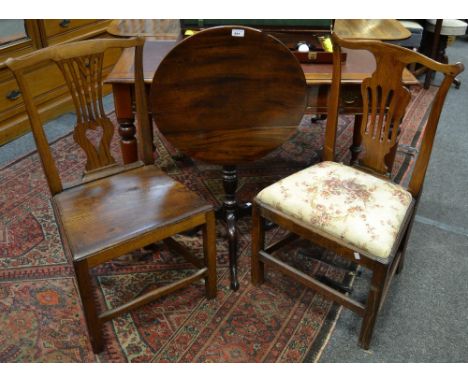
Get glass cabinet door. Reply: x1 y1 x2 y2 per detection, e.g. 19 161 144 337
0 20 43 63
0 20 28 47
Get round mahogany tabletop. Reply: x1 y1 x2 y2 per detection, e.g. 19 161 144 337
150 26 307 165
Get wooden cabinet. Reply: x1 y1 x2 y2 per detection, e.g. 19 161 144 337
306 84 364 115
0 19 119 146
42 19 99 39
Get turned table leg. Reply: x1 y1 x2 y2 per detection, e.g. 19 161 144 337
113 84 139 164
212 165 274 291
222 165 240 291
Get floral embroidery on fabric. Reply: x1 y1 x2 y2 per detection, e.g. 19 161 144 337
257 161 412 259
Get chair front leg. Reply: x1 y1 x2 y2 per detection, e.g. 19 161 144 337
396 227 411 275
251 202 265 285
74 258 104 353
397 203 419 275
358 263 387 349
203 210 217 299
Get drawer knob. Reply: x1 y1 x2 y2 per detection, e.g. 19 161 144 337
343 98 356 105
6 89 21 101
59 19 71 28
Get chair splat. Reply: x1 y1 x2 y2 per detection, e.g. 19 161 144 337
359 57 412 176
57 54 116 172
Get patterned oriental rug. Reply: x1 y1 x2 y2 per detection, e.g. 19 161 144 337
0 86 435 362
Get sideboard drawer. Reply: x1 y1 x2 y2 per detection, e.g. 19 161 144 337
0 63 70 121
0 73 23 112
43 19 99 38
45 20 113 46
306 84 363 114
0 63 71 145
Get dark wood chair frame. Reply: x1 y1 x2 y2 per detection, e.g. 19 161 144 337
5 37 217 353
251 32 464 349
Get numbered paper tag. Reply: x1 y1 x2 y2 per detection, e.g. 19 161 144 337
354 252 361 260
231 29 245 37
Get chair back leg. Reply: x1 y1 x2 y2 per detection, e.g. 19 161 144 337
251 203 266 285
358 263 387 349
203 210 218 299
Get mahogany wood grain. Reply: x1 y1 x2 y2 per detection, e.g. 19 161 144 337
251 32 463 349
5 37 218 353
150 26 307 165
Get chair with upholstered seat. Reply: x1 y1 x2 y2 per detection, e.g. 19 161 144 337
251 32 463 349
5 37 217 353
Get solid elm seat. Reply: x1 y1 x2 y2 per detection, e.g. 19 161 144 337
256 161 413 260
53 166 212 261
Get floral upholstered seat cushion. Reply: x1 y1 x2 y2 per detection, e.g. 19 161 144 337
256 161 413 259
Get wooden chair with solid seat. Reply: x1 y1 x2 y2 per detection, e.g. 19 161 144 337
5 37 217 354
251 32 464 349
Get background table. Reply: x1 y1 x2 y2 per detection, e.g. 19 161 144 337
107 19 181 39
106 41 418 164
106 19 415 164
107 19 411 41
333 19 411 40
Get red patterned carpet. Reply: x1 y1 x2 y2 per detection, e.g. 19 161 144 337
0 86 435 362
